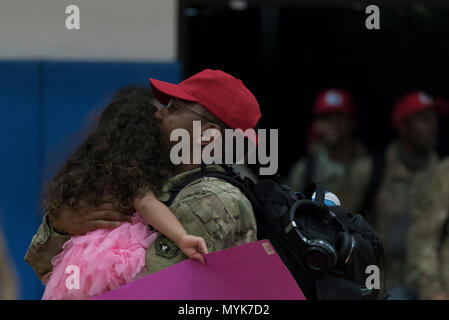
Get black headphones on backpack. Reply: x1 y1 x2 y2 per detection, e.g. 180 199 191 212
284 183 356 273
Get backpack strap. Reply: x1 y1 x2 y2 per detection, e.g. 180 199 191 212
163 165 261 212
164 163 209 207
191 170 263 213
330 206 377 238
164 173 202 207
302 181 325 205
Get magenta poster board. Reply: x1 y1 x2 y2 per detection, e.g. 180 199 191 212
91 240 306 300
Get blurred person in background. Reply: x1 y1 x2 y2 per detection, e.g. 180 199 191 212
0 225 18 299
406 158 449 300
305 122 323 156
434 97 449 157
369 91 440 299
286 89 373 214
434 97 449 118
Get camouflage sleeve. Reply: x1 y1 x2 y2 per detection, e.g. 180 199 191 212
24 215 71 282
286 159 306 193
145 178 257 274
406 163 449 299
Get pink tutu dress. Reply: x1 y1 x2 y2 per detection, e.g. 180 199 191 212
42 212 157 300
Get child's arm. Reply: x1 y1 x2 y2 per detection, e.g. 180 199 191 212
134 191 208 264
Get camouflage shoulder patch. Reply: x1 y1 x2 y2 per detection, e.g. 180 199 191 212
154 235 180 259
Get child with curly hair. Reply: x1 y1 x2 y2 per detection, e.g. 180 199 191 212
41 86 208 300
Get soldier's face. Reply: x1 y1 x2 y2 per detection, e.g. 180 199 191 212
400 109 438 153
154 98 222 162
315 113 355 147
154 98 201 150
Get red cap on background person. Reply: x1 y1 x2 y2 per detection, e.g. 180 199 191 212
312 89 355 117
392 91 435 128
149 69 261 144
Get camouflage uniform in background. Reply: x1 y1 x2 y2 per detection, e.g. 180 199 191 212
371 140 439 294
406 158 449 299
286 141 373 214
25 164 257 281
0 227 18 299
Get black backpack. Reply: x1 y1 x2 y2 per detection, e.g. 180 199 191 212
164 165 385 300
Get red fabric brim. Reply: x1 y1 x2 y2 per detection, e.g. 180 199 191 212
149 78 197 106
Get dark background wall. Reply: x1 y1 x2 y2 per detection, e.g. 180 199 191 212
179 1 449 177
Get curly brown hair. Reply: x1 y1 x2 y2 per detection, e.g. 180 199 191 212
43 86 172 217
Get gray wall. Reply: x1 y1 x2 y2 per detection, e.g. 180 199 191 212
0 0 176 61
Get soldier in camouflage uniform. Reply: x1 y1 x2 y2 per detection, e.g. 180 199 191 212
287 89 373 214
406 158 449 299
146 164 256 274
370 91 439 298
25 69 261 282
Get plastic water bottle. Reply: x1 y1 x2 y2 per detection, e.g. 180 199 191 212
312 191 341 207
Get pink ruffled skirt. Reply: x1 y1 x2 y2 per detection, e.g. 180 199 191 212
42 212 157 300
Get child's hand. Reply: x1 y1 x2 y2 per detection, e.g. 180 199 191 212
178 235 208 264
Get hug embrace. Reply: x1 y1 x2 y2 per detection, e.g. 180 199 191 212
24 69 262 299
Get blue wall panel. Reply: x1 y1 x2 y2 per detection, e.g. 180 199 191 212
0 61 42 299
42 61 181 178
0 60 181 299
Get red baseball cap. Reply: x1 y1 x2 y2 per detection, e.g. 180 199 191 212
149 69 261 144
312 89 355 117
392 91 435 128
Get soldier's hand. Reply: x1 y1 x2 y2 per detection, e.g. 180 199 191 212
49 199 130 236
178 235 208 264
